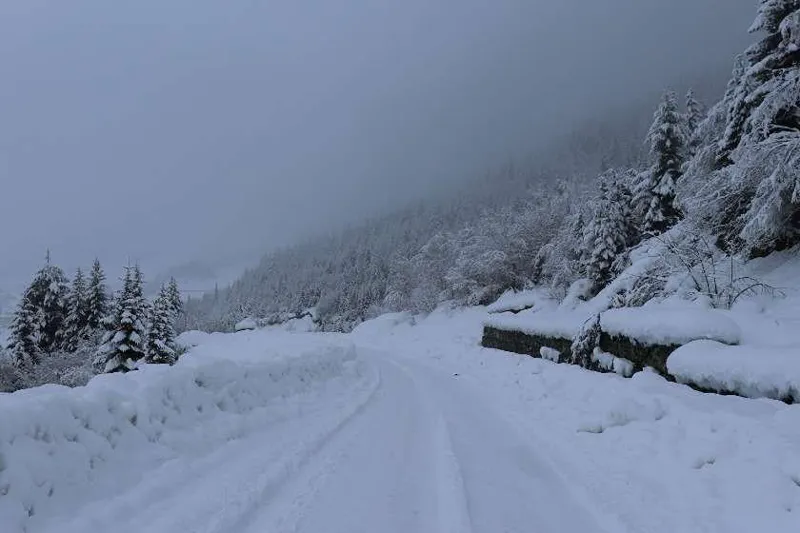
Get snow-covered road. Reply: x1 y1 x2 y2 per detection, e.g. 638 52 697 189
5 311 799 533
43 351 608 533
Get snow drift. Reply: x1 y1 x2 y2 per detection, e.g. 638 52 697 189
600 307 741 346
0 332 374 532
668 340 800 402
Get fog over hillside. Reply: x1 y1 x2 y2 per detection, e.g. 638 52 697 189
0 0 755 291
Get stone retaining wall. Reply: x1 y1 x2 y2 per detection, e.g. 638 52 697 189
598 333 679 378
481 326 572 363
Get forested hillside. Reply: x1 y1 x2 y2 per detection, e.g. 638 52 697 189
185 1 800 333
181 106 654 331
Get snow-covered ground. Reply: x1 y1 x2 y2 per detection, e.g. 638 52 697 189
353 308 800 532
2 308 799 532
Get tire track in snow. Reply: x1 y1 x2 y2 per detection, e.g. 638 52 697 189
42 362 381 533
241 352 475 533
390 357 475 533
431 411 474 533
395 354 613 533
225 365 385 533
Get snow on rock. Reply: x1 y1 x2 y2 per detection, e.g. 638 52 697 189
600 307 742 346
484 309 587 339
668 340 800 402
234 317 258 332
540 346 561 363
591 348 634 377
486 289 545 314
0 332 375 532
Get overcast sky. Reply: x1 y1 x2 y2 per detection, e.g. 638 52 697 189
0 0 756 291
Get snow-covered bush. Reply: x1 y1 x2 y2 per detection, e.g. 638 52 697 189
612 227 780 309
570 314 601 368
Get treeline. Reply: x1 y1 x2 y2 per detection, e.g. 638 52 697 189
1 257 182 391
185 0 800 332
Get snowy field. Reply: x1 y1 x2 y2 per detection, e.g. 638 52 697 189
2 309 799 532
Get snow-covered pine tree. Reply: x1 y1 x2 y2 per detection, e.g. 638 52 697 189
570 314 601 369
615 169 639 247
23 254 70 354
132 265 151 319
94 266 148 373
684 89 706 157
145 286 177 365
635 91 685 236
584 171 635 290
7 293 41 368
698 1 800 255
62 268 90 352
86 259 109 333
719 0 800 162
740 150 800 254
165 277 183 321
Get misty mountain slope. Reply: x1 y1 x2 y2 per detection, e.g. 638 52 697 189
0 1 755 289
180 82 717 333
184 0 800 337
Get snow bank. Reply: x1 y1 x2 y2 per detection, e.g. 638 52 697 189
175 329 211 348
0 334 371 531
486 289 543 314
600 307 741 346
668 340 800 402
234 317 258 331
280 314 317 332
351 312 415 336
484 311 585 339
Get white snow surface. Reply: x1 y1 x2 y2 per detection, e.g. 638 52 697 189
486 289 545 314
600 306 742 346
483 309 585 339
668 339 800 401
234 317 258 331
353 308 800 533
2 307 799 533
0 331 375 533
591 348 634 377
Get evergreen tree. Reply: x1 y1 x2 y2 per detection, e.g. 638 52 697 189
23 254 70 354
583 171 635 290
145 286 177 365
718 1 800 162
132 265 150 316
62 268 90 351
635 91 685 235
570 314 601 369
740 156 800 253
165 277 183 320
7 293 41 368
94 266 148 373
684 89 706 156
86 259 109 332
